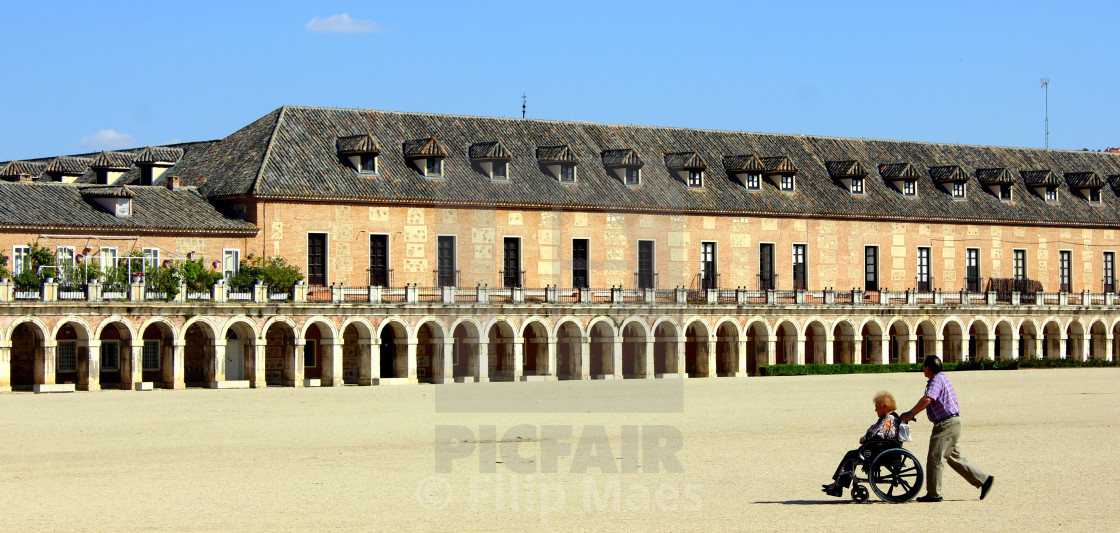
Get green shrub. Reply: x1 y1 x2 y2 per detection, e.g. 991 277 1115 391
228 256 304 292
1016 357 1119 368
12 242 55 290
178 259 223 292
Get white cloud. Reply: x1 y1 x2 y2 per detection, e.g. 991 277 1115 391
79 129 137 150
306 13 385 34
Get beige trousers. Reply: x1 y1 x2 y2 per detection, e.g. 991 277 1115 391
926 416 988 498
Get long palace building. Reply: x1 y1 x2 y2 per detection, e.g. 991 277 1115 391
1 106 1119 392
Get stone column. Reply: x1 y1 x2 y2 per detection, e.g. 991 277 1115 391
209 338 227 386
675 336 686 375
795 336 806 365
251 343 267 388
643 337 655 378
0 342 10 391
737 338 748 374
906 338 917 364
81 340 100 391
362 340 378 385
1008 332 1020 361
933 335 944 360
476 340 489 383
878 337 890 365
512 336 524 381
286 340 304 387
612 338 623 379
168 343 186 389
546 338 557 379
765 338 778 366
852 338 863 365
579 336 592 379
322 340 343 386
440 339 455 383
406 337 418 384
37 343 56 385
705 338 717 377
824 335 835 365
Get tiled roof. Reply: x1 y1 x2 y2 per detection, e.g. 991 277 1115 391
761 155 797 174
976 167 1016 185
469 141 512 160
0 161 46 179
90 151 135 169
402 137 446 158
664 152 706 169
0 182 256 234
153 106 1120 227
825 160 866 178
537 145 577 163
44 156 92 174
1110 175 1120 192
134 146 184 164
723 154 765 173
337 134 382 155
601 148 643 167
879 162 921 180
81 185 134 198
1021 170 1062 187
929 165 968 183
1065 171 1105 188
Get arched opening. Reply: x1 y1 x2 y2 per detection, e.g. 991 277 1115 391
653 322 680 376
775 321 798 365
341 323 373 385
715 322 740 375
804 321 827 364
1113 322 1120 362
888 322 911 364
555 321 582 380
1066 322 1086 361
98 322 130 389
379 321 409 381
522 321 549 378
746 321 770 374
588 321 615 379
833 321 856 364
1090 321 1108 361
54 321 90 387
967 321 991 361
860 322 884 365
684 322 710 377
942 321 964 363
415 322 443 383
1043 321 1062 359
452 322 482 382
1018 322 1039 360
143 322 177 388
222 322 255 383
621 322 647 378
9 322 45 390
916 321 936 360
184 322 216 387
264 322 297 386
486 321 517 381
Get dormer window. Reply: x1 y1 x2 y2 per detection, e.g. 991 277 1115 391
602 148 643 186
761 155 798 192
90 151 135 186
82 185 134 218
337 134 382 176
781 175 795 191
826 159 867 195
559 164 576 182
1090 188 1102 203
134 146 183 186
976 168 1016 201
1065 171 1106 204
952 182 966 198
470 141 513 181
879 162 922 197
723 154 766 190
665 151 707 189
1045 187 1058 202
688 170 704 188
999 184 1013 201
929 165 969 200
403 137 448 180
903 180 916 196
538 144 578 184
746 173 761 190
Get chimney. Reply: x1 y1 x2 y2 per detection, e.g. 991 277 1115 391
18 173 33 182
166 175 181 190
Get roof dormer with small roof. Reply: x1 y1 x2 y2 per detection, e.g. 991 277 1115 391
471 141 513 181
0 161 46 182
976 168 1016 201
338 134 383 175
665 151 706 188
826 159 867 194
403 137 447 178
1065 171 1105 203
723 154 765 189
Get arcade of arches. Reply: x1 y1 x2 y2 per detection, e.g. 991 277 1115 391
1 308 1116 391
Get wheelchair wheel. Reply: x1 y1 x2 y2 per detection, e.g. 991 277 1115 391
868 448 923 503
850 484 869 503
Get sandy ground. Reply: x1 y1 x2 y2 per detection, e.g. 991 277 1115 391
1 368 1118 532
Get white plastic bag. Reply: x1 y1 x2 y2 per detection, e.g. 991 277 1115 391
898 422 912 442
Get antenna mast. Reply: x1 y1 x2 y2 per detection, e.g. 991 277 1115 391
522 93 526 119
1041 78 1049 149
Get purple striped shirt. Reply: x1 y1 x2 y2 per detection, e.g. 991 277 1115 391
924 372 960 422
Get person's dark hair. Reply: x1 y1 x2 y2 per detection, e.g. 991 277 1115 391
923 355 943 374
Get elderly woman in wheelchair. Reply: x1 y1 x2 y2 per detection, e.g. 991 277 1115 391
822 391 924 503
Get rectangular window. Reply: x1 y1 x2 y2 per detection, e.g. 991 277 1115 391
100 340 120 371
222 249 240 279
688 170 704 188
1090 188 1102 203
792 244 807 290
966 248 980 292
57 340 77 372
637 240 655 289
746 173 761 190
625 167 641 185
369 234 389 287
307 234 327 286
700 242 717 290
1045 188 1057 202
437 236 456 287
503 237 521 288
850 178 863 194
141 247 159 273
1059 250 1072 292
952 182 965 198
13 245 30 273
492 161 507 180
360 155 377 173
780 175 795 191
1013 250 1027 282
759 243 774 290
56 246 76 269
865 246 879 292
425 158 442 177
559 165 576 182
100 247 118 273
1000 184 1012 201
142 340 160 370
917 247 931 291
303 340 317 368
1104 252 1115 293
572 239 589 289
903 181 916 196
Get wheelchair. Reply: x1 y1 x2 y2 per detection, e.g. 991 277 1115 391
839 439 924 503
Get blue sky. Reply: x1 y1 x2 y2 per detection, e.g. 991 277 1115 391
2 1 1117 160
